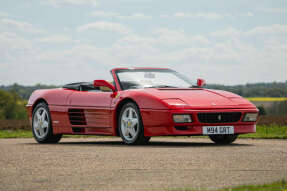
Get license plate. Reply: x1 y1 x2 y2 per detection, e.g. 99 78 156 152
203 126 234 135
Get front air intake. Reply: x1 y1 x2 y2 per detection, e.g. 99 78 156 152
68 109 87 125
197 112 241 123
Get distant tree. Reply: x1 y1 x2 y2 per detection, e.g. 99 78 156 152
0 90 27 119
0 90 16 119
257 105 267 116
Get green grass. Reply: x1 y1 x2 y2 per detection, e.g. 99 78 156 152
0 130 33 138
167 180 287 191
0 130 111 139
239 125 287 139
0 125 287 139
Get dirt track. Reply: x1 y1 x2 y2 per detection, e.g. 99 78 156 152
0 137 286 191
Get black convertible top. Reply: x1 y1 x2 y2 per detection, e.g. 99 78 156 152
63 82 100 91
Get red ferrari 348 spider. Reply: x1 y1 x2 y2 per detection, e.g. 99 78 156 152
27 68 258 145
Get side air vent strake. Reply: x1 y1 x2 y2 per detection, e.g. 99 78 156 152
68 109 87 125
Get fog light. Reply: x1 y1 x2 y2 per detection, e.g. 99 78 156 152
173 114 192 123
243 113 258 122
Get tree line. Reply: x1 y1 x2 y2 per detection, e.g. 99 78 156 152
0 82 286 119
1 82 286 100
206 82 287 97
0 83 58 100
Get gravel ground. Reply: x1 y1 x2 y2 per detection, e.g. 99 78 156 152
0 137 286 191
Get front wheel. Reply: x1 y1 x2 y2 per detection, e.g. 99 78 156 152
208 134 238 144
32 102 62 143
118 102 150 145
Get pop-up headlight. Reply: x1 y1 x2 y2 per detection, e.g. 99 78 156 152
163 98 187 106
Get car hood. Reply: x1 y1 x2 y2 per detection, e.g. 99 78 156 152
142 88 256 109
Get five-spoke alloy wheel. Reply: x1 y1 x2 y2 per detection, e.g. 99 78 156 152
118 102 150 145
32 102 62 143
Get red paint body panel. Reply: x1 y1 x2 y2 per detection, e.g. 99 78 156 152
68 91 113 128
141 108 257 136
26 68 258 137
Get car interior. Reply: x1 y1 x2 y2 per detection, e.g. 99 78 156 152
63 82 112 92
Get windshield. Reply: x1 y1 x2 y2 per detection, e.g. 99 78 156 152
115 69 194 90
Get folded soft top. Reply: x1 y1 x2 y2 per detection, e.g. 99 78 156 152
63 82 96 91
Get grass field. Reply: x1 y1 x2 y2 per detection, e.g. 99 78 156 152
0 130 108 139
168 180 287 191
239 125 287 139
1 125 287 139
0 130 32 138
247 97 287 102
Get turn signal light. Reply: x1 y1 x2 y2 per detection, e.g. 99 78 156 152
243 113 258 122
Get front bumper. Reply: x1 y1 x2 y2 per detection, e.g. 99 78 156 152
141 108 258 136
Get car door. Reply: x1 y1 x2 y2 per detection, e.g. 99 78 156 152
67 90 113 128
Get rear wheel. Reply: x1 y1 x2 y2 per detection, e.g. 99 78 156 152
208 134 238 144
32 102 62 143
118 102 150 145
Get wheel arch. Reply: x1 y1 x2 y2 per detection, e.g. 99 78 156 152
32 98 49 113
114 97 140 136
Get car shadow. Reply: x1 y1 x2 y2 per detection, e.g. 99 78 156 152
52 140 253 148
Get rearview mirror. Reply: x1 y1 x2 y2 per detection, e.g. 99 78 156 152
197 78 206 87
94 80 116 92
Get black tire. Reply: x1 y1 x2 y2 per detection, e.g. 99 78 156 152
32 102 62 143
208 134 238 144
144 136 151 142
118 102 150 145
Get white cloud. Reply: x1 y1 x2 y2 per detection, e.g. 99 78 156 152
173 12 223 20
159 14 169 18
153 28 210 45
1 18 32 28
0 18 43 33
259 8 287 14
246 12 254 17
118 13 152 20
245 24 287 35
90 11 152 19
35 35 73 44
210 25 287 37
89 11 252 20
77 21 131 34
2 1 287 86
0 11 9 18
0 32 36 76
90 11 119 17
160 12 254 20
210 27 242 37
0 32 32 50
115 28 210 48
1 22 287 85
111 25 287 84
44 0 98 7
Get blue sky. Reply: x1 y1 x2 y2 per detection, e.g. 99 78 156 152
0 0 286 85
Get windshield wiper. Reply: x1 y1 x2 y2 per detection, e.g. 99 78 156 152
148 85 178 88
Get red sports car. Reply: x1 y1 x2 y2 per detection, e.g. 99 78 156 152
27 68 258 145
